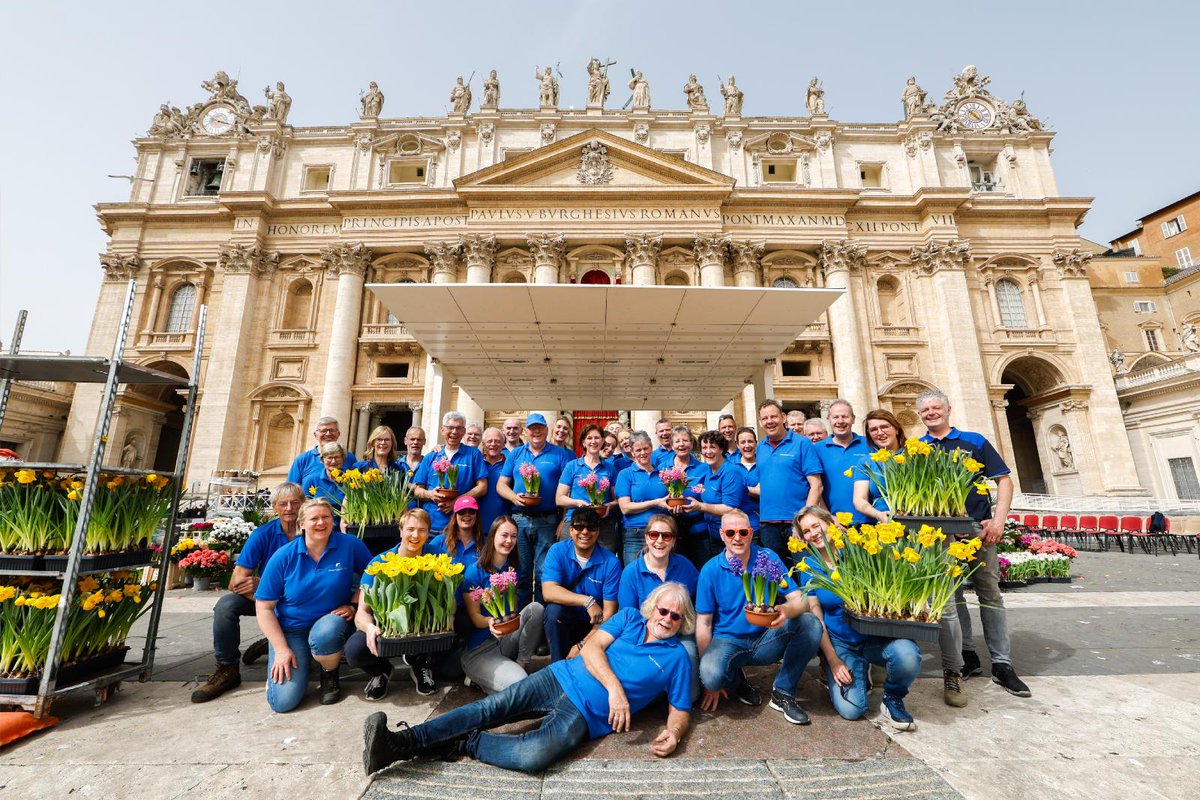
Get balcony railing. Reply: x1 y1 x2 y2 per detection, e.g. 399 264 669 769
873 325 922 339
268 329 316 347
999 328 1054 343
141 331 193 349
1115 353 1200 390
361 324 412 338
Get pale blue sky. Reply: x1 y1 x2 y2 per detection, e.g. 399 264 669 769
2 0 1197 352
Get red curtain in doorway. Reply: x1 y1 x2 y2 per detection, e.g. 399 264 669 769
572 410 618 456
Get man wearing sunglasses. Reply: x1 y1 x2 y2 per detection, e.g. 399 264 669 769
695 511 824 725
540 507 621 661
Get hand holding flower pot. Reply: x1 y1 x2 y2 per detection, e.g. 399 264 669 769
517 463 542 507
730 550 787 626
430 457 460 511
469 568 521 636
577 474 611 518
658 468 690 509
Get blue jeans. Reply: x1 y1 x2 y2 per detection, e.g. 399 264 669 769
213 591 256 665
544 603 593 662
823 635 921 721
699 612 823 696
759 522 794 567
413 667 589 773
623 526 646 566
265 613 353 713
514 512 559 604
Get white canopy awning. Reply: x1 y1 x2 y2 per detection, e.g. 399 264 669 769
367 283 841 410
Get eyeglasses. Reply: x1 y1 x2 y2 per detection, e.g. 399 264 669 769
646 530 675 541
655 607 682 622
455 509 477 516
570 523 598 532
722 528 752 539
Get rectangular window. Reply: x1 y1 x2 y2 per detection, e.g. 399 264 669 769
376 362 411 379
1130 238 1142 256
1168 457 1200 500
388 160 427 185
1161 215 1187 238
302 165 332 192
858 163 884 189
1133 301 1157 314
762 160 797 183
1176 247 1193 268
1144 329 1162 351
1123 271 1140 283
184 158 225 197
968 160 1001 192
656 148 689 162
780 360 812 377
501 147 532 160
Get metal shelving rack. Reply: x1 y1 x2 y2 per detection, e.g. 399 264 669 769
0 281 206 717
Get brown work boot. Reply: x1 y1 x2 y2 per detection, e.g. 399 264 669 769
943 669 968 708
191 663 242 703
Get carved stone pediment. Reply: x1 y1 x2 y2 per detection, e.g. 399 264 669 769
743 131 816 155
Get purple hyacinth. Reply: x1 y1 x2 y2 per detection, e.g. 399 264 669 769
728 555 745 576
753 550 780 582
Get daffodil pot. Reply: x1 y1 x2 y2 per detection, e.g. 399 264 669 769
493 614 520 636
0 646 131 695
0 553 44 571
347 523 400 556
376 631 456 658
666 497 688 509
847 611 941 643
743 604 778 627
893 515 978 538
192 576 212 592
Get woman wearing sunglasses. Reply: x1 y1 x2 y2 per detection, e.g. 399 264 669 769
427 495 486 568
363 582 695 775
794 506 920 731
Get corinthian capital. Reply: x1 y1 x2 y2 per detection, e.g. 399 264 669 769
320 241 372 278
99 252 140 282
1052 248 1093 279
730 240 765 279
909 239 971 276
460 234 496 269
693 233 730 268
819 239 867 277
423 240 463 279
218 243 279 278
624 233 663 268
525 234 567 268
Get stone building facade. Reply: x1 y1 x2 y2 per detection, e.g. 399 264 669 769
62 66 1146 497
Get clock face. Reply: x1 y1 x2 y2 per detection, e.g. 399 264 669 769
957 101 993 131
202 106 236 135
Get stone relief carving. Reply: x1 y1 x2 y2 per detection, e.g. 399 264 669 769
577 141 614 185
534 66 559 108
423 241 462 279
356 132 375 152
1109 349 1127 373
446 130 461 151
730 241 765 281
814 132 832 151
320 242 372 278
726 131 743 151
633 122 650 144
482 70 500 108
910 240 972 275
628 70 651 111
1060 399 1088 414
449 76 472 114
257 133 286 159
933 65 1044 135
264 81 291 123
819 239 867 276
693 234 730 267
1181 323 1200 353
805 78 825 115
526 234 567 271
903 132 933 158
478 123 494 144
461 234 496 269
219 243 279 278
1049 425 1075 471
99 253 140 282
1052 248 1093 278
720 76 743 116
695 124 711 144
586 57 612 107
624 234 663 270
360 82 385 118
148 71 263 139
683 74 707 111
540 123 557 145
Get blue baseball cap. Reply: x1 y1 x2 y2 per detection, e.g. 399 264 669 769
524 412 548 427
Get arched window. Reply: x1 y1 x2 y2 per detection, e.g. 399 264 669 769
995 279 1028 329
876 275 905 325
503 272 528 283
263 412 296 471
281 280 313 330
772 276 798 289
580 269 611 285
165 284 197 332
664 272 690 286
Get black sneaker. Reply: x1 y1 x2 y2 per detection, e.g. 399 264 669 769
880 692 916 731
241 637 270 666
362 713 418 775
319 666 343 705
407 658 436 696
991 663 1032 697
768 689 811 725
365 671 390 702
961 649 983 680
734 669 761 706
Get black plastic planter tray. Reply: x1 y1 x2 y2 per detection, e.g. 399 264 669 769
376 632 455 658
0 646 131 694
893 515 979 537
347 524 400 557
847 612 941 643
41 548 155 573
998 580 1028 590
1046 576 1073 583
0 553 44 571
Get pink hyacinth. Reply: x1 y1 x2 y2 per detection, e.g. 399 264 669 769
597 478 611 493
432 456 453 474
490 568 518 591
691 484 704 495
577 474 598 489
468 586 487 603
518 463 540 479
658 468 686 484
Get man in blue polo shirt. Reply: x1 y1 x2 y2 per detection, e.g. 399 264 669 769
191 483 305 703
412 411 487 534
696 510 823 725
755 399 823 565
286 416 356 484
651 417 675 469
498 413 573 601
917 388 1030 704
814 400 872 523
362 583 694 775
541 507 621 661
477 427 510 533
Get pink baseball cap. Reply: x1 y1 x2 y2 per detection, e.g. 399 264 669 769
453 495 479 513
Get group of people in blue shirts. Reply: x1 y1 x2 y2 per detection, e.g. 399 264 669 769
192 389 1031 775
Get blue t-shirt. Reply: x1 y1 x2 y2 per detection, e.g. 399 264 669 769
540 539 621 606
756 431 823 523
651 445 675 470
695 546 799 639
286 447 356 485
670 458 707 537
235 518 294 572
461 557 520 651
300 467 345 508
733 458 761 531
920 428 1010 522
413 445 487 533
615 462 668 529
255 532 372 630
548 607 693 739
359 542 426 588
617 554 699 610
559 457 618 522
500 443 573 514
608 453 633 475
426 532 480 571
800 556 864 645
351 457 407 476
814 435 872 523
479 456 511 533
698 461 748 539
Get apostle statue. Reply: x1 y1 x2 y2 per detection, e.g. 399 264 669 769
535 66 559 108
482 69 500 108
264 81 291 123
1109 349 1127 373
1051 430 1075 471
361 81 384 118
720 75 743 116
450 76 472 114
586 57 611 108
901 76 927 118
1182 323 1200 353
682 74 707 111
806 77 825 115
628 70 650 110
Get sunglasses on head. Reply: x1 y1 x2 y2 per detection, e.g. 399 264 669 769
722 528 752 539
646 530 675 541
655 607 682 622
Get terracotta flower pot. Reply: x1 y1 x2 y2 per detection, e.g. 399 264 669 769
743 604 777 627
434 487 459 503
493 614 520 636
519 493 541 507
666 496 688 508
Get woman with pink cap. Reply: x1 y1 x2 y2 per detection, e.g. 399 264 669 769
427 495 486 568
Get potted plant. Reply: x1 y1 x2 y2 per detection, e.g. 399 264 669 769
329 467 414 554
577 474 611 518
468 567 521 635
658 468 690 508
177 547 232 592
517 463 541 505
855 440 989 536
791 518 984 642
362 552 465 656
208 517 254 555
431 457 460 503
730 550 787 626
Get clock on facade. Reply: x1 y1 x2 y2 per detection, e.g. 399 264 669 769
201 106 236 135
956 101 993 131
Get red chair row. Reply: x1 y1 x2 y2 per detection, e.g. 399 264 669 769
1006 512 1192 556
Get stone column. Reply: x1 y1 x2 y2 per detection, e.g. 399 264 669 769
420 241 463 423
820 239 871 419
694 234 729 287
1028 273 1048 327
189 244 279 481
462 234 496 284
355 403 372 456
425 241 462 285
730 241 764 288
318 242 371 426
751 362 775 424
625 234 662 286
983 277 1000 327
631 410 660 434
527 234 566 284
1052 249 1143 493
421 360 455 445
408 401 423 431
989 396 1020 491
741 384 757 431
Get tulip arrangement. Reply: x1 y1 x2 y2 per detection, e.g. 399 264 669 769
790 515 984 623
362 552 465 637
517 463 541 496
329 467 415 526
852 439 988 518
431 457 460 490
467 568 520 621
577 474 611 507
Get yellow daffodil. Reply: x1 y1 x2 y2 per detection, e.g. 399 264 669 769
830 569 841 581
892 454 907 465
797 562 811 573
870 449 892 463
974 482 990 496
15 469 36 484
308 486 317 496
843 467 854 477
902 547 921 564
836 512 854 527
787 537 806 553
863 540 882 556
962 457 984 473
